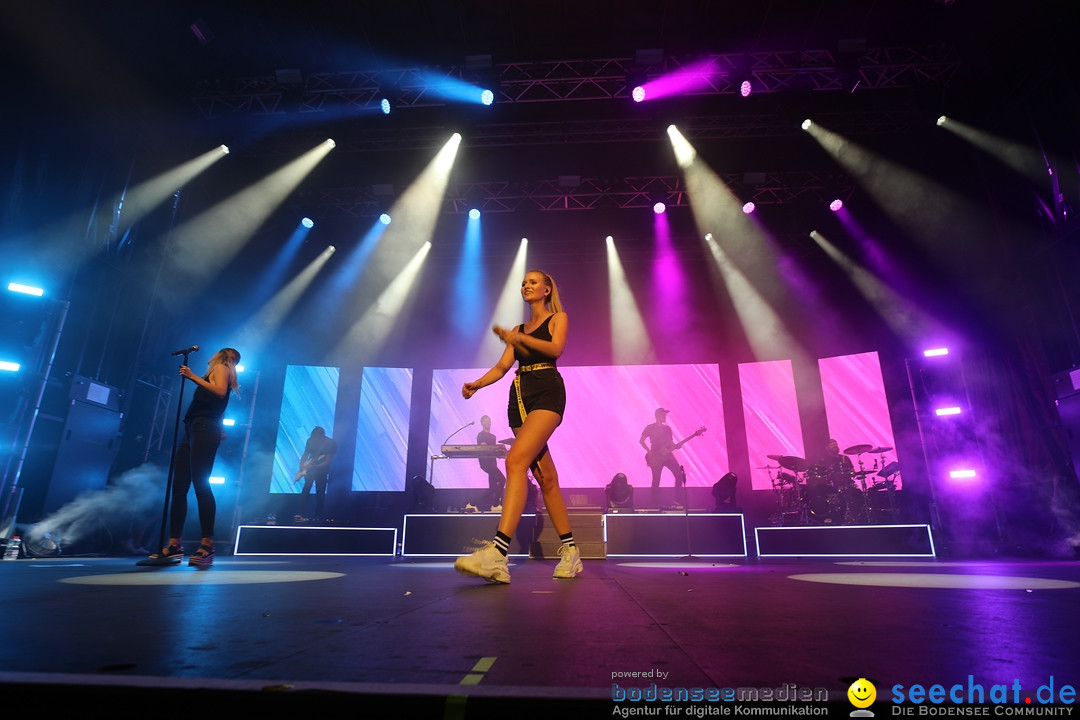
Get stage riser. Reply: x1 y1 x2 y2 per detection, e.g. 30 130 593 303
403 513 746 558
402 513 540 557
232 518 934 558
234 525 397 556
605 513 747 557
755 524 936 557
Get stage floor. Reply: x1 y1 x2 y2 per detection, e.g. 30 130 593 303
1 553 1078 717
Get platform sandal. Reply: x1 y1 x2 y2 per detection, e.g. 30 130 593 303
188 544 215 568
135 544 183 566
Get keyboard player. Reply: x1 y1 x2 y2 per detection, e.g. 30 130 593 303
476 415 506 510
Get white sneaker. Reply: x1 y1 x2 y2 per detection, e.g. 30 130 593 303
553 544 583 578
454 541 510 584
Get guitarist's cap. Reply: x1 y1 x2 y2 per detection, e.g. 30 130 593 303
655 407 669 417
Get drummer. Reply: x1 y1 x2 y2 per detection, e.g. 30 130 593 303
818 438 855 488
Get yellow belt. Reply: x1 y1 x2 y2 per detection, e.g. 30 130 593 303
517 362 556 374
513 363 556 421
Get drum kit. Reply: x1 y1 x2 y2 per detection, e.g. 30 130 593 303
763 444 901 526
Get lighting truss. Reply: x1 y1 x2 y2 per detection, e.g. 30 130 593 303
191 46 960 119
310 171 856 218
244 107 913 159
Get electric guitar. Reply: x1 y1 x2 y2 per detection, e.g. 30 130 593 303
294 454 331 482
645 426 707 468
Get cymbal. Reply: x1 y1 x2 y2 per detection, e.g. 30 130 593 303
869 446 893 454
852 470 876 476
843 444 874 455
496 438 515 445
777 455 810 472
766 454 786 461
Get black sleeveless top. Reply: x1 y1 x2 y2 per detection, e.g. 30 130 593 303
184 373 231 423
514 313 559 365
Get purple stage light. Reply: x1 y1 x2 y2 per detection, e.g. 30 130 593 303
949 469 977 480
740 80 752 97
632 85 646 103
935 406 962 416
923 347 949 357
653 202 666 214
742 202 756 214
829 199 844 212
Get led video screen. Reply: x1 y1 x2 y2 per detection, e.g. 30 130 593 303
428 364 727 489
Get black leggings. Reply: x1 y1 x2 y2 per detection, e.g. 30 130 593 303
170 417 222 538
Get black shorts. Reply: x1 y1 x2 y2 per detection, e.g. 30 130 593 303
507 368 566 428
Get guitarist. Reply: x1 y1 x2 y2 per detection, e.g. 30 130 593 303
294 426 337 522
639 408 703 489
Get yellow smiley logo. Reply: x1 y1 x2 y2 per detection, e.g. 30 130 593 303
848 678 876 708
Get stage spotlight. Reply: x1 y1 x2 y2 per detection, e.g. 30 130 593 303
949 469 977 480
801 119 813 131
937 115 948 126
326 138 336 148
379 213 392 225
222 418 236 427
301 217 314 229
0 361 20 372
605 473 634 511
632 85 646 103
742 202 756 214
23 532 61 558
653 202 666 215
209 476 226 485
7 282 44 296
923 347 949 357
469 208 480 220
740 80 752 97
829 199 844 212
935 406 962 416
236 364 245 373
220 145 230 154
381 98 392 115
480 89 494 106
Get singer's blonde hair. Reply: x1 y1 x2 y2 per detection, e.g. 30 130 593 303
211 347 242 395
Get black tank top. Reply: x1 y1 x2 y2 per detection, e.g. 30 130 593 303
184 373 231 422
514 314 559 365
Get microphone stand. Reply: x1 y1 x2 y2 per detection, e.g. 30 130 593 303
137 350 192 566
680 465 695 559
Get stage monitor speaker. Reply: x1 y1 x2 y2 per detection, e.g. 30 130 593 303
41 376 122 516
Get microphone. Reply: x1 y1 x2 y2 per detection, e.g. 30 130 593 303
171 345 199 357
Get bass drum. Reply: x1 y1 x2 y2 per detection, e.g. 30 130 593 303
803 484 844 525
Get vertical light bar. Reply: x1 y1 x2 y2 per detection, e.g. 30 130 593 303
819 351 900 488
353 367 414 491
7 283 44 296
740 360 803 490
270 365 340 494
